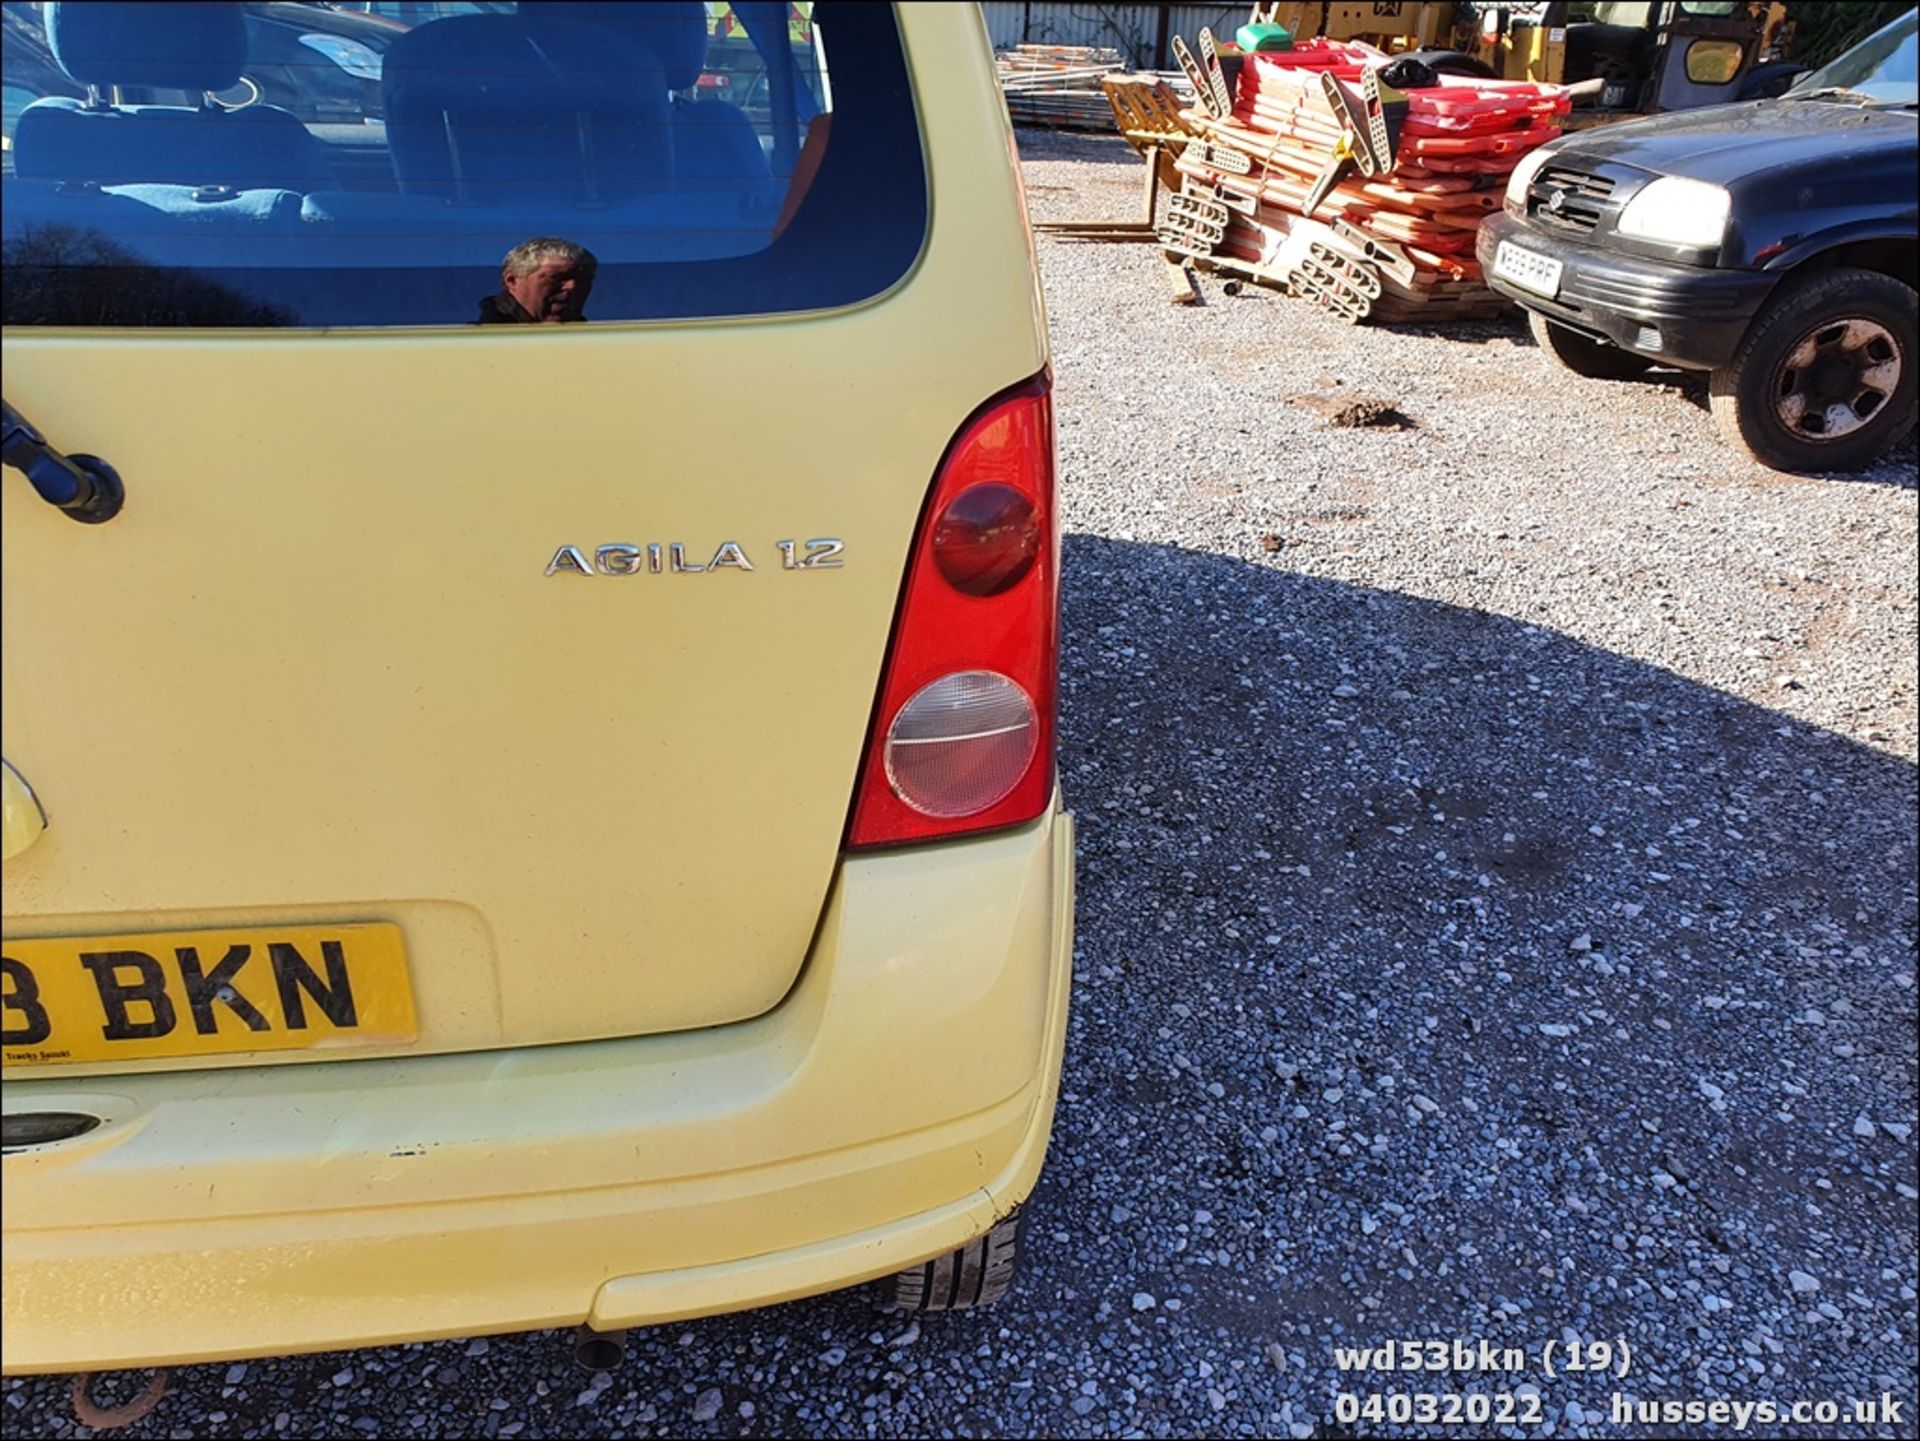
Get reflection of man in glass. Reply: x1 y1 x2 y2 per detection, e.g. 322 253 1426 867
478 238 597 324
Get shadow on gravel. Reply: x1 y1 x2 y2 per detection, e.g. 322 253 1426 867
4 535 1912 1440
1360 312 1530 352
1474 323 1919 486
1035 532 1917 1416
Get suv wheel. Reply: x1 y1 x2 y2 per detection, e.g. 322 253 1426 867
890 1215 1021 1312
1529 312 1653 380
1710 268 1917 473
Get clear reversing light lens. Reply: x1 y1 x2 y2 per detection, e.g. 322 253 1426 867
884 671 1038 818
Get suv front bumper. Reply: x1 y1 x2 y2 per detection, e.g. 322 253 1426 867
2 808 1075 1374
1479 214 1780 372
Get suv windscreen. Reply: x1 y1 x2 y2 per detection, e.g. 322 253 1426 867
1 2 925 328
1788 8 1919 105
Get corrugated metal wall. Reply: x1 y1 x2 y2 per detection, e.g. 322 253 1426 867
982 2 1250 70
1164 5 1251 59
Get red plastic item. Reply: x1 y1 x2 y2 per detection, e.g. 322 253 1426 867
846 378 1058 849
1402 77 1570 134
1193 51 1568 298
1402 126 1560 158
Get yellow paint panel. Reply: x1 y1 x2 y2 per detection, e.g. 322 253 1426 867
1 761 46 862
1 922 415 1069
1 2 1046 1062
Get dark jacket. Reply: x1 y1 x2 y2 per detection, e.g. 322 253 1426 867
476 292 536 324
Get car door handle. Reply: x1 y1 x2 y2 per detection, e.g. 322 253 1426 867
1 399 125 524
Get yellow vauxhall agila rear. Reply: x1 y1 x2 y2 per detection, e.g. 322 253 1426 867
0 0 1074 1373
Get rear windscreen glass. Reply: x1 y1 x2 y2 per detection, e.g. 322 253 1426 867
0 2 925 327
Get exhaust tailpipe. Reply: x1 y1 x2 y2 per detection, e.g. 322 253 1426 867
572 1324 628 1372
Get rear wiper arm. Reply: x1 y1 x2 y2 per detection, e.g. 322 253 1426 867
1 399 125 524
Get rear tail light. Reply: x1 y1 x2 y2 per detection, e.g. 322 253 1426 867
931 483 1041 596
848 375 1057 847
885 671 1038 818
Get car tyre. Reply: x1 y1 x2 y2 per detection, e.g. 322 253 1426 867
1529 312 1654 379
890 1214 1021 1312
1710 268 1918 473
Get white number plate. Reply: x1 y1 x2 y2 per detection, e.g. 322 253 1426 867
1494 240 1564 299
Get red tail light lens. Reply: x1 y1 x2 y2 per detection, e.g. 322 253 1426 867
848 376 1057 848
932 483 1041 596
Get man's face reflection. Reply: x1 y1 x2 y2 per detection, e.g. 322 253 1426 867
505 260 594 323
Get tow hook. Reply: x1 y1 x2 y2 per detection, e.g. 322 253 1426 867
70 1370 169 1430
572 1324 628 1371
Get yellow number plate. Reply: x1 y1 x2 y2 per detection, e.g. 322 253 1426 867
1 923 416 1069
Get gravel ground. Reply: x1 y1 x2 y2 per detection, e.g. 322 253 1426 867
7 130 1916 1440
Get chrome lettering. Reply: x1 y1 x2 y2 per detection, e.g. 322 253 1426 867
544 545 594 577
595 544 644 576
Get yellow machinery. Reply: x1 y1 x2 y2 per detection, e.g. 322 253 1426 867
1246 2 1800 118
1251 2 1459 53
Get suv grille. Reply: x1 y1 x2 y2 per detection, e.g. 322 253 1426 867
1527 165 1615 233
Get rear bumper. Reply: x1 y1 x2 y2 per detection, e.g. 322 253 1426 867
0 807 1075 1375
1478 213 1778 372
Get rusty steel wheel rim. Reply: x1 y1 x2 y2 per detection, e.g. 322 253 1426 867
1772 316 1903 442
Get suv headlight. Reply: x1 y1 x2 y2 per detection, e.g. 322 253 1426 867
1615 176 1731 248
1504 146 1557 212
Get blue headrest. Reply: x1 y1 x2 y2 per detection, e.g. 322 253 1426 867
533 2 709 90
383 15 673 203
47 1 248 93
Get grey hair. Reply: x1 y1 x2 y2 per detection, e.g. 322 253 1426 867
501 237 598 281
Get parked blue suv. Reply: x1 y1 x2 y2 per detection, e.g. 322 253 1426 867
1482 8 1917 473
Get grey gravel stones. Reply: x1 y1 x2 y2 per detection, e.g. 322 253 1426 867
3 126 1914 1441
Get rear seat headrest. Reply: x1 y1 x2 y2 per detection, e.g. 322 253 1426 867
382 14 673 203
46 1 249 94
534 1 709 90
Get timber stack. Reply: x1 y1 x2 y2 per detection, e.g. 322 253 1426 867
997 45 1129 130
1162 36 1569 323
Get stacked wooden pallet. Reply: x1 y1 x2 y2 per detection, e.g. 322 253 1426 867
998 46 1200 131
1165 39 1569 323
997 45 1129 130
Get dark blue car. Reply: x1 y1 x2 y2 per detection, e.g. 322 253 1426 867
1481 7 1918 473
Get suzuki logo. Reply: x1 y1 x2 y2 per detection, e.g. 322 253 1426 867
1545 188 1570 214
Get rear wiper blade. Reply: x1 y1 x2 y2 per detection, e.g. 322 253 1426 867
1 399 125 524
